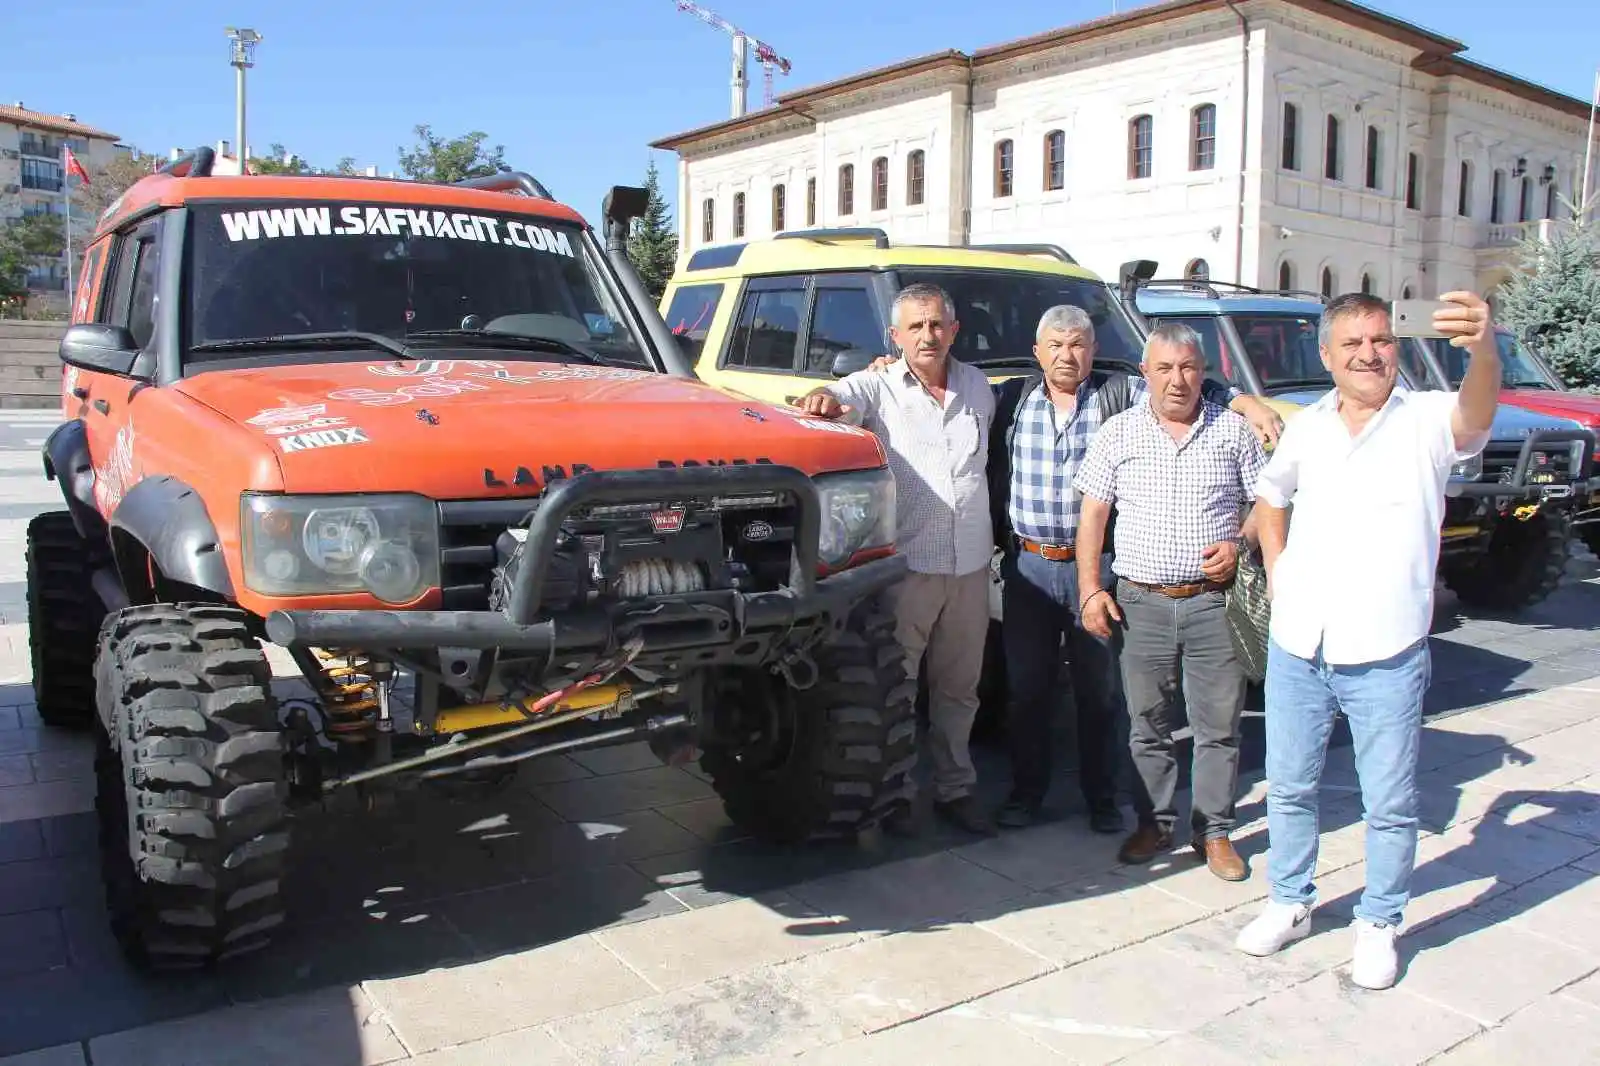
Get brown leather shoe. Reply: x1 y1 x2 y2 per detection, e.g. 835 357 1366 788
1117 822 1174 864
1193 835 1248 881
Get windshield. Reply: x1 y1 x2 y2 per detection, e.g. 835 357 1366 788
1427 331 1561 390
896 269 1146 373
1229 314 1329 392
185 201 650 367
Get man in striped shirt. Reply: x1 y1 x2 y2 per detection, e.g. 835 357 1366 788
796 282 998 836
989 305 1280 834
1074 322 1268 881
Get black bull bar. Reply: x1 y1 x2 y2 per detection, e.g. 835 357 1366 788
264 464 909 651
1446 428 1596 501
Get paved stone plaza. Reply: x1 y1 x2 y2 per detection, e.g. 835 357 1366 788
0 407 1597 1065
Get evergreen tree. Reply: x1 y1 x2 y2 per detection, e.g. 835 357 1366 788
1495 194 1600 391
626 159 679 301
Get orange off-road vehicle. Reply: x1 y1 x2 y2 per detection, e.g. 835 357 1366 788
28 147 914 969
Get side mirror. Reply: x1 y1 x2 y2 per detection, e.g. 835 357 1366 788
59 323 140 377
830 349 879 378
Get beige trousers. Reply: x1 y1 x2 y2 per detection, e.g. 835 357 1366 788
886 568 991 803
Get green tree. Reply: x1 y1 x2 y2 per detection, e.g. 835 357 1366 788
248 142 316 175
626 159 679 300
73 149 159 221
396 125 506 184
1495 194 1600 391
0 212 66 306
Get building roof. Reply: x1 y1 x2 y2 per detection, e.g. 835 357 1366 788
651 50 969 151
0 104 120 142
651 0 1586 151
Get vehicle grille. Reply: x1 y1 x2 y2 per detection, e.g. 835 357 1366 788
1480 441 1524 484
436 492 801 612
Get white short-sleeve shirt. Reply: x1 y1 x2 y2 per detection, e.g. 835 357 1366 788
1253 386 1490 666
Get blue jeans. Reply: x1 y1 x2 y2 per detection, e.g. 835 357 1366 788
1265 637 1431 926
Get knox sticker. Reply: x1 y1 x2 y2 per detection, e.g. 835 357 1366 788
278 427 370 453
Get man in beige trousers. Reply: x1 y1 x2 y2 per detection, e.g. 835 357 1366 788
797 281 996 836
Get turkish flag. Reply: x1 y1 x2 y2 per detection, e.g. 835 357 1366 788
63 146 90 185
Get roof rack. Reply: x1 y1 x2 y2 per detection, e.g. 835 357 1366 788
1138 277 1329 305
452 170 553 201
159 146 216 178
967 242 1077 264
774 226 890 248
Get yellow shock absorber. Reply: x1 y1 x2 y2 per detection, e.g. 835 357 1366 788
311 648 387 742
432 683 632 735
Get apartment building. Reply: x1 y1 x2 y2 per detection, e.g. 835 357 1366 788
651 0 1593 304
0 103 125 302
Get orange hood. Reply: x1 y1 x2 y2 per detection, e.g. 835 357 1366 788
174 359 887 497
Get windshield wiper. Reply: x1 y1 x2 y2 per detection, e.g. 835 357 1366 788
190 330 418 361
404 329 602 365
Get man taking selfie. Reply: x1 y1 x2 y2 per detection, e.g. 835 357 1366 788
1234 291 1499 990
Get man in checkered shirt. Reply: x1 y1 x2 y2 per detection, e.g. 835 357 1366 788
1073 322 1268 881
795 282 999 836
988 305 1281 835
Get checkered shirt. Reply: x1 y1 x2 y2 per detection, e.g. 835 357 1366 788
1008 375 1156 546
827 359 995 576
1072 399 1267 585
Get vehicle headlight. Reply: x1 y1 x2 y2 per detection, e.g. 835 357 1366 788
814 468 896 568
242 493 440 604
1449 453 1483 481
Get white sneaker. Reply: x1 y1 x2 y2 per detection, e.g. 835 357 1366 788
1350 918 1400 989
1235 900 1313 956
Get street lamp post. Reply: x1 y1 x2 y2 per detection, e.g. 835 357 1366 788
226 27 262 172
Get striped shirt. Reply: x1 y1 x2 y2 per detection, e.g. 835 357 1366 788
1073 399 1267 585
1009 375 1157 546
828 359 995 576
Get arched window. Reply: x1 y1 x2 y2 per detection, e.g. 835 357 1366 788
1191 104 1216 171
994 139 1014 197
1405 153 1419 209
1458 161 1473 217
1490 168 1506 223
1281 102 1300 170
1546 179 1559 220
771 184 785 231
1519 176 1533 222
1185 258 1210 281
1278 261 1294 292
837 164 854 215
1364 125 1381 190
1320 266 1335 298
906 150 925 206
805 176 816 225
701 198 714 242
732 191 745 237
870 157 889 211
1128 115 1153 179
1360 273 1373 295
1043 130 1065 191
1401 285 1413 299
1325 114 1342 181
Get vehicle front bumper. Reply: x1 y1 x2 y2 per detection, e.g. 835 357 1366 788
263 463 909 654
1446 428 1596 503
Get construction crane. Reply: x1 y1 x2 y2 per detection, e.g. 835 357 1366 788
672 1 792 118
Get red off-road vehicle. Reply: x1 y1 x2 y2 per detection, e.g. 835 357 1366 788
28 147 915 968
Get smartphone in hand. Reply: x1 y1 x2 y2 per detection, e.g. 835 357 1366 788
1391 299 1452 339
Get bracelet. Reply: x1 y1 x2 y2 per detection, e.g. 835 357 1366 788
1080 588 1110 613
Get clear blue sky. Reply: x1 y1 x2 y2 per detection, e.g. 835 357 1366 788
4 0 1595 229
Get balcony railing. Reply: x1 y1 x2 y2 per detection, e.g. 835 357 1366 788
1482 220 1551 248
20 173 63 193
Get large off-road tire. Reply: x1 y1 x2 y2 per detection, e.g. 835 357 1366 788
1442 510 1571 611
93 603 290 970
1582 523 1600 560
702 599 917 844
25 511 106 728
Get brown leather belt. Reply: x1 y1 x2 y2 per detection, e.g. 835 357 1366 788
1019 538 1075 562
1124 578 1228 598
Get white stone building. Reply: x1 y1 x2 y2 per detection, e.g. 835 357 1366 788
650 0 1594 303
0 104 127 303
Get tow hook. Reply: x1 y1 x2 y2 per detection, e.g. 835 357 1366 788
1513 503 1541 522
775 647 820 691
